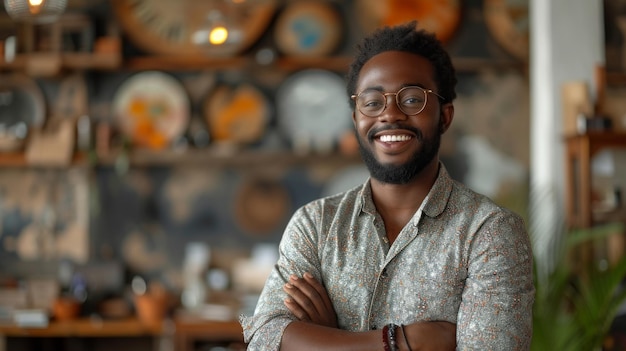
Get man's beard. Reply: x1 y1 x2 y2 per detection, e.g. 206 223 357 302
357 123 441 185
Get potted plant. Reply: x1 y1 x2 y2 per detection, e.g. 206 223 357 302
532 222 626 351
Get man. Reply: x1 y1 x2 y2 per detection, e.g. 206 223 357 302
240 21 534 350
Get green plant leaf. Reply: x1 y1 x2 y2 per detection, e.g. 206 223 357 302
532 222 626 351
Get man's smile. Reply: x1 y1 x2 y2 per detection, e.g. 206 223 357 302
378 134 413 142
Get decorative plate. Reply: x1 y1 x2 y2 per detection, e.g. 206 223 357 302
112 71 190 150
274 0 343 57
112 0 278 56
355 0 462 43
276 69 353 153
234 176 291 237
203 83 271 144
483 0 529 61
0 73 46 151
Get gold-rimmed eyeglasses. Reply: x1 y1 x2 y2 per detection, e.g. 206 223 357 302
350 86 444 118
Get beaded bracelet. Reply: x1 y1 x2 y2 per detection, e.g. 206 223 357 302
382 324 391 351
382 323 399 351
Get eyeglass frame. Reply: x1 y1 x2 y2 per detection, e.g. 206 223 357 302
350 85 445 118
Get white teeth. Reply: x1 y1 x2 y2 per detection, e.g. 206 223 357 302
379 135 412 142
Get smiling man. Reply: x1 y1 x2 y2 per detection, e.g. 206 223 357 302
240 21 534 351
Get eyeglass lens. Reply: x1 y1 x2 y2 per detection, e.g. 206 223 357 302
356 87 427 117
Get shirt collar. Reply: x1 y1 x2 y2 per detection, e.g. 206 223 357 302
356 162 454 221
420 163 453 219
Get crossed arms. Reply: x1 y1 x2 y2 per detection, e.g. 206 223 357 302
281 272 456 351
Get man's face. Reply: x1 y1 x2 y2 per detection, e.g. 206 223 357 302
352 50 452 184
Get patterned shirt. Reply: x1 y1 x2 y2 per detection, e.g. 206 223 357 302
240 164 535 350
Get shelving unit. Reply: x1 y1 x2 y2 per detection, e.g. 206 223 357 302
564 131 626 229
0 149 362 169
0 152 86 168
0 23 360 170
0 52 121 71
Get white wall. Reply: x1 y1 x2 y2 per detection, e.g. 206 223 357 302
529 0 605 276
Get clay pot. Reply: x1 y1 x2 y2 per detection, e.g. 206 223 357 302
53 297 81 321
134 293 168 324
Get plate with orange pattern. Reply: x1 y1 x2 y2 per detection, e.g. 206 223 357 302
112 71 190 150
355 0 462 43
203 82 271 145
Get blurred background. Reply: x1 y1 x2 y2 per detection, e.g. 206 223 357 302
0 0 623 350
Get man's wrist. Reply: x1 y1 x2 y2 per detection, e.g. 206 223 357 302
400 324 412 351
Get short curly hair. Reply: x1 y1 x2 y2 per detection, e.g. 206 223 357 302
346 21 457 109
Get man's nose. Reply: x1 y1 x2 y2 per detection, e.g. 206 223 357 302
378 94 407 122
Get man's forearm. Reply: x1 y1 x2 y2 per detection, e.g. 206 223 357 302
280 321 385 351
280 320 456 351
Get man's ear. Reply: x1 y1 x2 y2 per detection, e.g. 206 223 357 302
440 104 454 134
351 111 357 124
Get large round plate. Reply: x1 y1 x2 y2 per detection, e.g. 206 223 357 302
276 69 352 153
112 71 190 150
355 0 462 43
112 0 278 56
0 73 46 151
234 176 291 237
203 83 271 144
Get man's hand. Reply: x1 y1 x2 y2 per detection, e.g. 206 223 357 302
283 272 338 328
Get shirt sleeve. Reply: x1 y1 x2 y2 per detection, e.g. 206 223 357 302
240 204 324 351
457 210 535 350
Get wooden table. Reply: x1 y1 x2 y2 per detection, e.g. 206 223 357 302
564 131 626 268
0 317 244 351
174 317 244 351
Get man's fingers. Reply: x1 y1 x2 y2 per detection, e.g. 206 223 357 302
283 274 338 328
283 282 319 319
284 297 310 321
303 272 334 313
289 275 327 317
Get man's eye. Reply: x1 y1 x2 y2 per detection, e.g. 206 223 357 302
363 100 383 108
402 97 422 105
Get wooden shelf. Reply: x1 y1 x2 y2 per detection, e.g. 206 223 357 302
564 131 626 158
607 71 626 86
0 317 161 337
0 152 86 168
123 55 352 72
95 148 362 169
0 149 362 169
0 54 350 73
0 55 527 73
275 56 352 72
564 131 626 229
124 55 253 71
0 317 244 351
0 53 122 74
451 57 527 72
